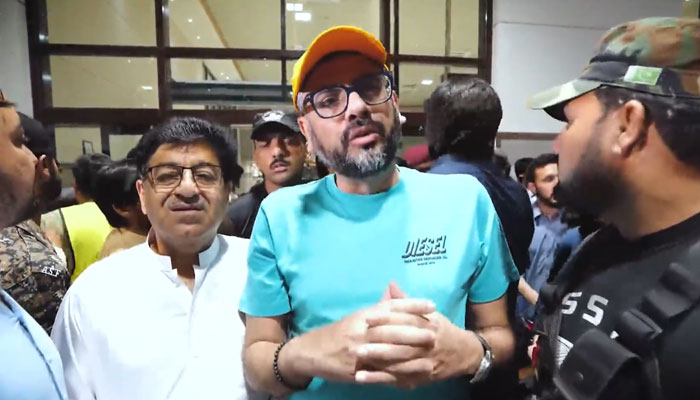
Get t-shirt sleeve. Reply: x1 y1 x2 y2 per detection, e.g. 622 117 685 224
238 206 292 317
468 187 520 303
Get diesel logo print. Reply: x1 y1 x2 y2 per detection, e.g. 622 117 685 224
402 235 448 265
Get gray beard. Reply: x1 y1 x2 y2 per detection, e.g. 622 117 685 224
310 109 401 179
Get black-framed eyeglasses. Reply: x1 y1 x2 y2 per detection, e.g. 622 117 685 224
147 164 222 192
302 71 393 119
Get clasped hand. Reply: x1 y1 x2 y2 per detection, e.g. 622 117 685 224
306 282 471 390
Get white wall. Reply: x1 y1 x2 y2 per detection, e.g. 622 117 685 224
492 0 683 134
0 0 33 115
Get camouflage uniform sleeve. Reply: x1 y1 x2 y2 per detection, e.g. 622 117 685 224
0 222 71 334
0 227 30 303
41 209 75 276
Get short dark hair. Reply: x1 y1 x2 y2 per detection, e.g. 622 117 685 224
514 157 534 178
492 151 511 178
93 159 139 228
424 77 502 159
134 117 242 186
72 153 112 199
525 153 558 184
594 86 700 169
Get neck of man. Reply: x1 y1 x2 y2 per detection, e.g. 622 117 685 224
150 231 216 291
335 162 399 195
74 190 90 204
536 199 560 220
263 173 302 195
450 148 493 162
128 225 150 237
606 167 700 240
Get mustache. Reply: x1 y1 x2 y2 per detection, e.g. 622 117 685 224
341 118 386 149
269 158 290 169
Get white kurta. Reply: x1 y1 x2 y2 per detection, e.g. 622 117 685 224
52 234 260 400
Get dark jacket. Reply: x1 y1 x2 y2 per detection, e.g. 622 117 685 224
225 183 268 239
429 154 534 274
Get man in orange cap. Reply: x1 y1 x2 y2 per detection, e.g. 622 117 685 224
240 26 519 399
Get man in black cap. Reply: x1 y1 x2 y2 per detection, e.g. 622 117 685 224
0 112 70 334
222 110 307 238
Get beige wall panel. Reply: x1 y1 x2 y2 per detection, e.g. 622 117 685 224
55 126 102 164
109 135 143 160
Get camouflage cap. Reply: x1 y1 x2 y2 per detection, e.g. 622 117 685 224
529 17 700 121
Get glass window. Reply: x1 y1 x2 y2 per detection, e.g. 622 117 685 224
50 57 158 108
399 0 479 57
285 0 380 51
397 63 478 109
682 0 699 18
170 59 284 109
169 0 280 48
47 0 155 45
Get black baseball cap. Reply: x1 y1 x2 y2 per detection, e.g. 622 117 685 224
251 110 301 140
19 112 55 159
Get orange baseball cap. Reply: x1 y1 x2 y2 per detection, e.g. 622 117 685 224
291 25 388 112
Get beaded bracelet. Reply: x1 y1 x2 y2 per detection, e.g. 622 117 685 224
273 340 309 391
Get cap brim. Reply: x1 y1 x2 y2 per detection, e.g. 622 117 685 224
251 121 300 139
528 79 603 121
292 26 387 111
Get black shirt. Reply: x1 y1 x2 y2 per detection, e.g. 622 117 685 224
429 154 534 274
548 211 700 399
225 183 268 239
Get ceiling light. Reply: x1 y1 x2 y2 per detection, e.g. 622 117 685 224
294 3 303 11
226 76 230 80
220 72 224 76
286 3 295 11
187 18 193 23
196 35 201 40
421 79 433 85
141 85 153 91
295 12 311 22
127 59 131 63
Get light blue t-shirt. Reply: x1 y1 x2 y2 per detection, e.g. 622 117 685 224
0 290 67 400
240 167 519 400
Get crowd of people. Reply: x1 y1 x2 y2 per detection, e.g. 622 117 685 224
0 16 698 400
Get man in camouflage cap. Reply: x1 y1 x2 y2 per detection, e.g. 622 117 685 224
0 113 70 334
528 18 700 400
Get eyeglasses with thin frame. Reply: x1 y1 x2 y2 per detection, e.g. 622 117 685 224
147 164 222 192
302 71 393 119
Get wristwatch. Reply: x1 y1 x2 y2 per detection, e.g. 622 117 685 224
469 333 493 384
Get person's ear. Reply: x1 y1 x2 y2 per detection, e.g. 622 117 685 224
297 116 314 154
136 179 148 215
613 100 648 157
527 181 536 194
223 181 233 199
112 204 132 219
35 155 51 182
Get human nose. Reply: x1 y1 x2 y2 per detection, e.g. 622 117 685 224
173 168 199 198
345 90 371 122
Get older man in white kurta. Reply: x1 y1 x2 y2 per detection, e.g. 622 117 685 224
52 118 263 400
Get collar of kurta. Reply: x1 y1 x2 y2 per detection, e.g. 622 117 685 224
146 230 222 272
